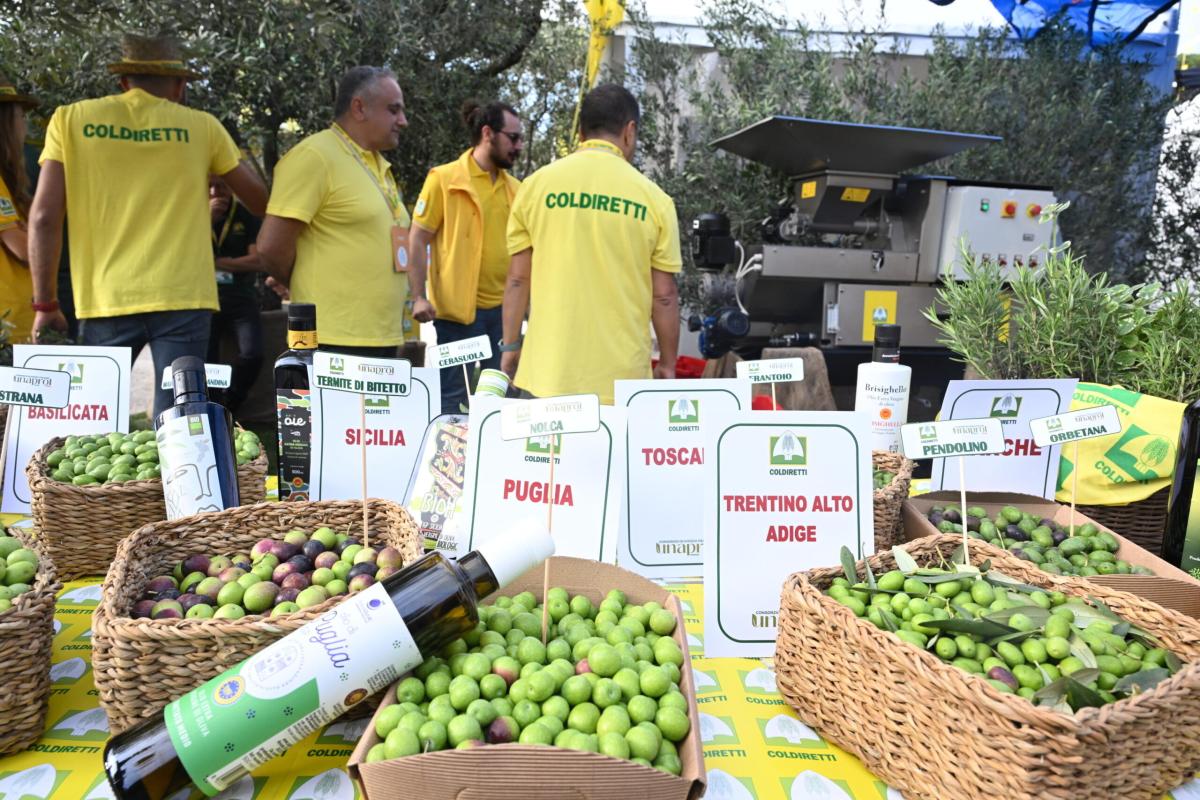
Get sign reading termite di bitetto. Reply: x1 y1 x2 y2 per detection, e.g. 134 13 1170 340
703 410 873 659
312 351 411 396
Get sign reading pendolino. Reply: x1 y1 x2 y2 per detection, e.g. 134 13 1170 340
1029 405 1122 448
429 335 492 370
900 417 1005 459
0 366 70 408
313 352 411 396
500 394 601 441
735 358 805 384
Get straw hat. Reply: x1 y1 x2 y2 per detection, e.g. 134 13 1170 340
107 33 201 80
0 75 38 108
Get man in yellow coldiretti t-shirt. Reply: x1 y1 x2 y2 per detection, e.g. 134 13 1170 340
501 84 681 405
28 33 267 415
258 66 410 357
409 100 523 413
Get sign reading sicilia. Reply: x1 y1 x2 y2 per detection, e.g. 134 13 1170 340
900 417 1006 459
704 411 873 658
735 358 805 384
313 352 411 396
1029 405 1122 448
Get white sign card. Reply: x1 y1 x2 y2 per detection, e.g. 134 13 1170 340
308 363 439 503
0 366 71 408
900 417 1007 460
703 410 873 658
614 378 751 579
930 379 1077 498
1029 405 1122 448
735 358 805 384
313 351 413 395
159 363 233 390
429 335 492 370
454 395 624 562
2 345 132 513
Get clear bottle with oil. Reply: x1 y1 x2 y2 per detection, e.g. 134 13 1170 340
275 302 318 500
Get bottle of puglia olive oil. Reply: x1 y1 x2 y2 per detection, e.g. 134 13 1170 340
1164 399 1200 577
275 303 317 501
103 526 554 799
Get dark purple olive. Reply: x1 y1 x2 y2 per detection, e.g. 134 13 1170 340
1039 518 1056 530
302 540 326 560
335 537 360 555
928 511 944 527
178 593 207 611
233 561 252 572
281 572 310 591
131 599 157 618
1011 549 1029 561
347 562 378 579
276 587 300 604
156 588 181 601
272 542 299 562
1006 526 1029 542
987 666 1019 691
1052 530 1068 546
966 515 981 532
287 555 313 573
943 509 962 524
145 575 178 597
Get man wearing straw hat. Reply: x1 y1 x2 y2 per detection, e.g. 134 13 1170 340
27 33 268 416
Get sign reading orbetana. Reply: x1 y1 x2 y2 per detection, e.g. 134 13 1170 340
900 417 1006 459
1030 405 1122 447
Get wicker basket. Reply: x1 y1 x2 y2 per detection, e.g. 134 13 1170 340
0 526 62 755
871 451 914 553
92 498 421 734
26 432 268 580
1078 486 1170 557
775 533 1200 800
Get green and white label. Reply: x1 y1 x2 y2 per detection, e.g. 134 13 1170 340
313 352 412 396
735 358 805 384
0 365 70 408
165 582 419 795
430 335 492 370
1029 405 1121 447
499 394 600 441
900 417 1005 459
159 363 233 391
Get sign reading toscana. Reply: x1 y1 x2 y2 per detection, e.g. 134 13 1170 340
1029 405 1122 447
901 417 1006 459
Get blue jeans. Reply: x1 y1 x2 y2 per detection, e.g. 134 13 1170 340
433 306 503 415
80 309 212 418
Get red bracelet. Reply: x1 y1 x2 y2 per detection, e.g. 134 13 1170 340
31 299 59 312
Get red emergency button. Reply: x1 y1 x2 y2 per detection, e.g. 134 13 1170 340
1001 201 1017 218
1027 203 1042 218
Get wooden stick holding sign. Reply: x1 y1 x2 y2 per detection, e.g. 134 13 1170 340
1030 405 1123 538
901 417 1006 562
735 357 805 410
499 394 601 644
429 334 493 413
312 351 414 551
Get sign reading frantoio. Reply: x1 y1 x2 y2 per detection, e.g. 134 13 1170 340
1029 405 1122 447
312 352 411 396
0 366 70 408
704 411 873 658
429 335 492 370
735 358 805 385
900 417 1005 460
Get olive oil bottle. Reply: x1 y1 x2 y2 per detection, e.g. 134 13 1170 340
275 303 318 500
1164 399 1200 577
103 526 554 799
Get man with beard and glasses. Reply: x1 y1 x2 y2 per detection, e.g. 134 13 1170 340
408 100 523 413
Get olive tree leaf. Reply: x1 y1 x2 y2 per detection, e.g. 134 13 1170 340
1113 668 1171 695
1069 635 1099 669
891 546 919 574
911 572 981 585
1165 650 1183 674
1033 677 1068 704
979 558 992 573
984 606 1051 627
840 546 858 584
877 608 899 633
921 618 1018 639
863 558 878 590
988 630 1037 646
950 543 967 565
1065 677 1106 711
984 572 1045 594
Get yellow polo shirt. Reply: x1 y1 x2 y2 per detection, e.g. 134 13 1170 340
0 176 32 342
40 89 241 318
506 139 681 404
268 126 410 347
413 151 514 311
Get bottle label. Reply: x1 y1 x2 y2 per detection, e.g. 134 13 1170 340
1182 485 1200 579
158 414 227 520
856 382 909 453
288 330 318 349
165 582 420 795
277 387 312 501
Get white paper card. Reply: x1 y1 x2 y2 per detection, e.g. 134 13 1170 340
499 394 600 441
2 346 131 513
929 379 1077 498
703 410 873 658
453 395 624 562
159 363 233 390
901 417 1006 459
614 378 751 579
429 335 492 370
0 366 70 408
313 352 413 396
1029 405 1122 448
735 358 805 384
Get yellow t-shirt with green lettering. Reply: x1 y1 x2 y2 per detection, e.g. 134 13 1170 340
0 175 32 342
506 139 681 403
40 89 241 318
268 126 410 347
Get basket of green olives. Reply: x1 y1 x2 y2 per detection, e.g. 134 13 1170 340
775 533 1200 800
25 430 267 580
871 451 914 553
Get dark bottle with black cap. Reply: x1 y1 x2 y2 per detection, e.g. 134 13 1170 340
154 356 240 520
275 303 317 501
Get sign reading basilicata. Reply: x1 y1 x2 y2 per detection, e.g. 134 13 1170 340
1029 405 1122 448
0 366 70 408
900 417 1006 459
313 352 411 396
735 358 805 385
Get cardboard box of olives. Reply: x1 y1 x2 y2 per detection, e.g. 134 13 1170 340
902 492 1200 618
348 556 706 800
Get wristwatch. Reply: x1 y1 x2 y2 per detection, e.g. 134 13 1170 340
498 336 523 353
31 299 59 312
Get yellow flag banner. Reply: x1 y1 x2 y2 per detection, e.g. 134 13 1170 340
1055 383 1185 506
584 0 625 87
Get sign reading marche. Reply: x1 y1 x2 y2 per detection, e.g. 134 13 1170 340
429 335 492 370
735 358 805 384
704 411 873 658
313 352 411 396
901 417 1006 459
0 366 70 408
615 379 750 579
159 363 232 391
1030 405 1122 447
499 394 600 441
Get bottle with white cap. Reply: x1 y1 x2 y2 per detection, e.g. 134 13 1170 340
103 524 555 799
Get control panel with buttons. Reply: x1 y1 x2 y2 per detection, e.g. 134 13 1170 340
937 185 1058 280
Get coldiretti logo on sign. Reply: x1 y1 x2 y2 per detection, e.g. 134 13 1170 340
526 434 562 455
364 395 390 410
329 357 345 375
667 397 699 430
919 425 937 442
769 432 806 466
1047 417 1064 431
58 362 84 386
1104 424 1173 481
990 395 1022 418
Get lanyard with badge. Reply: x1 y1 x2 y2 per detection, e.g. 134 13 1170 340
212 197 238 286
331 124 409 273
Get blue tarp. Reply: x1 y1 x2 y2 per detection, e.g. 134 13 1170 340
986 0 1178 47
